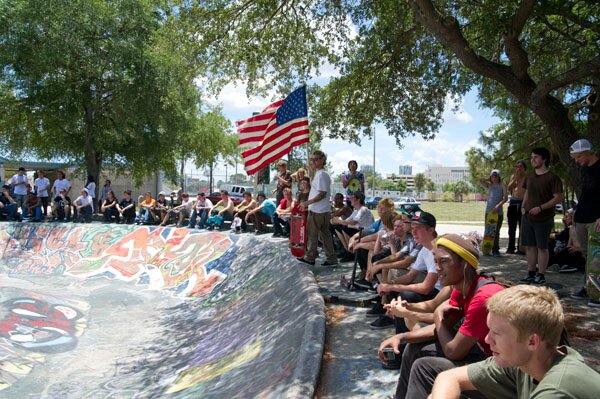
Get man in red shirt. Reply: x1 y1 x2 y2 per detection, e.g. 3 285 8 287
378 233 504 399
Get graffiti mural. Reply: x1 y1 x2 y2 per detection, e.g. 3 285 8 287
0 224 235 299
0 285 89 391
0 223 325 398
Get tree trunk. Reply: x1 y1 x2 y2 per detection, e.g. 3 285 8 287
83 99 101 208
528 96 577 174
209 161 214 193
180 157 185 192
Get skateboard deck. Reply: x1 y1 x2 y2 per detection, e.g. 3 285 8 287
290 208 307 258
482 211 499 255
587 230 600 302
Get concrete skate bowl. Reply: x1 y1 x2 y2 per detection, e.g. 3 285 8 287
0 223 325 398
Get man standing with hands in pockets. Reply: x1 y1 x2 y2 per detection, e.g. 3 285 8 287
297 151 337 267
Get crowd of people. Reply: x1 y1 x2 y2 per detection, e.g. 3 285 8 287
1 143 599 397
292 148 599 398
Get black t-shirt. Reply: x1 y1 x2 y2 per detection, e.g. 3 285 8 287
54 195 72 206
119 199 136 215
574 159 600 223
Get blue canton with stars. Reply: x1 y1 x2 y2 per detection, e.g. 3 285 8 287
276 86 307 125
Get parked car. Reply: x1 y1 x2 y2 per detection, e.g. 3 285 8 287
206 192 243 206
367 196 382 209
394 197 421 212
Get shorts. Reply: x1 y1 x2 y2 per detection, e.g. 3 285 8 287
521 215 554 249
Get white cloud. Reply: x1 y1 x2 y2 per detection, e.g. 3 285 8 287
442 95 473 124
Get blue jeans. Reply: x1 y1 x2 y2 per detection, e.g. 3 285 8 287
135 207 152 224
28 207 42 221
188 208 209 228
0 203 18 220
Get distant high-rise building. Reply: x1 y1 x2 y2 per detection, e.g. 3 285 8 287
362 164 374 174
398 164 412 176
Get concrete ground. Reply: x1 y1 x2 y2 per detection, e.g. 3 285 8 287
309 224 600 399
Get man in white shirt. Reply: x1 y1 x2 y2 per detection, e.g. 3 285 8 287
10 167 28 219
51 171 71 197
73 188 93 223
34 170 51 219
188 192 213 229
298 150 338 266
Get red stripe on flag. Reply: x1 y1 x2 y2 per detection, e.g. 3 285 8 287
242 127 310 173
241 119 308 160
244 135 310 175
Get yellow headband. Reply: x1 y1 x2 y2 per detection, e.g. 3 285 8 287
435 237 478 270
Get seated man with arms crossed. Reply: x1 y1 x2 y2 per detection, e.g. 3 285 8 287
379 233 504 399
431 284 600 398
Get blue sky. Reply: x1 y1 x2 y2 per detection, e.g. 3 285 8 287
204 84 499 178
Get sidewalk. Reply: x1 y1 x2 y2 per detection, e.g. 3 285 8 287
311 230 600 398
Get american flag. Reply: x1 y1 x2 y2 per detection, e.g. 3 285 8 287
236 86 310 175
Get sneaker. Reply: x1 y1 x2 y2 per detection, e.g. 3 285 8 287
492 251 501 257
354 278 373 290
506 248 515 254
370 315 395 330
296 257 315 266
588 300 600 308
519 274 535 283
558 265 578 273
533 275 546 285
570 287 588 300
366 302 385 318
322 261 338 267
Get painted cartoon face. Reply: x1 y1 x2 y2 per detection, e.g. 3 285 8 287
0 298 82 353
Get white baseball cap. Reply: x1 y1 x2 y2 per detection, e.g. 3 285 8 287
569 139 592 155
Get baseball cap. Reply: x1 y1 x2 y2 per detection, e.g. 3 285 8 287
411 211 436 228
158 191 166 196
490 169 500 177
569 139 592 155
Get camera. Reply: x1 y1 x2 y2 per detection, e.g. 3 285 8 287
382 347 396 361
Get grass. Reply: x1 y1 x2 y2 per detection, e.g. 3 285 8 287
418 201 487 223
370 200 564 224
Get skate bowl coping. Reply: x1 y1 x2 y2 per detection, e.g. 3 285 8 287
0 223 325 398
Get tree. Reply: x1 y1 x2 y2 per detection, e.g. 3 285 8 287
426 179 436 193
174 106 235 191
179 0 600 187
414 173 427 195
227 173 250 184
0 0 203 193
444 181 471 202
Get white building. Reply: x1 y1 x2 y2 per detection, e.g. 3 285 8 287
424 164 470 185
398 164 412 176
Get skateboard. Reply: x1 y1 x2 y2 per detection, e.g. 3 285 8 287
587 230 600 302
482 211 499 255
290 207 307 258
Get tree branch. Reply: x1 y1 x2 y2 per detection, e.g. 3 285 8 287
408 0 533 103
533 55 600 101
504 0 535 80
